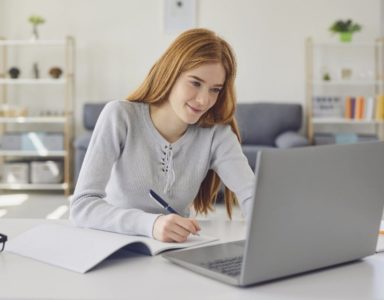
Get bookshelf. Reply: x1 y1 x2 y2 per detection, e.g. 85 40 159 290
305 37 384 144
0 37 75 195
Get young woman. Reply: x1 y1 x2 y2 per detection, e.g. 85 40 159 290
70 28 255 243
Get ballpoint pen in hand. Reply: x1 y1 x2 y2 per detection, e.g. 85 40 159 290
149 189 179 215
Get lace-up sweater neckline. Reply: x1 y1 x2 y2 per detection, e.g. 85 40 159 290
142 103 194 194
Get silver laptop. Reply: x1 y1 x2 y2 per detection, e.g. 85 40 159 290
162 142 384 286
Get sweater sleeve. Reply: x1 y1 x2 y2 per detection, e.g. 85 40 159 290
210 125 255 219
70 101 161 237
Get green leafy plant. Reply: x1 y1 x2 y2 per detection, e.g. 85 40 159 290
28 15 45 26
322 72 331 81
28 15 46 39
329 19 361 34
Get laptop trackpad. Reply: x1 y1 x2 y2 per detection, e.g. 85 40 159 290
164 240 245 265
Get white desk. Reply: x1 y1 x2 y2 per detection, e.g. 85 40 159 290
1 218 384 300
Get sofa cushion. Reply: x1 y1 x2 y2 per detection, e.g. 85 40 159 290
235 103 302 146
275 131 309 148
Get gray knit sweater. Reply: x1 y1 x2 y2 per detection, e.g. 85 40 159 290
70 100 255 237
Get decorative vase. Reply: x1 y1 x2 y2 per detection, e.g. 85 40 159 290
339 32 352 42
49 67 63 79
32 25 39 40
8 67 20 79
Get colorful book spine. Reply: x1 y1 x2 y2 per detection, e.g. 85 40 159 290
365 97 375 120
350 97 356 119
344 96 352 119
355 96 365 120
375 95 384 121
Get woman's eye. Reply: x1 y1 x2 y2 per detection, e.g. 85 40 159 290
191 81 201 87
211 88 222 94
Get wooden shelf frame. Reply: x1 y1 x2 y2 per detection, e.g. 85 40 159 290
0 36 75 195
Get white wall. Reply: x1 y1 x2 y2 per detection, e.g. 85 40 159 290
0 1 4 36
0 0 381 136
202 0 380 102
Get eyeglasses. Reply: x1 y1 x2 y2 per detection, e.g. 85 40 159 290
0 233 7 252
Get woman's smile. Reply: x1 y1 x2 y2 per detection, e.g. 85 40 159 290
186 103 204 114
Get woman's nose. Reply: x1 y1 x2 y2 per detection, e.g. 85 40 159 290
196 89 210 106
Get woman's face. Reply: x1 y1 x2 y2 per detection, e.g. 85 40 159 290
167 62 226 125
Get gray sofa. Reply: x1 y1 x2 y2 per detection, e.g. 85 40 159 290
73 102 308 184
235 103 308 168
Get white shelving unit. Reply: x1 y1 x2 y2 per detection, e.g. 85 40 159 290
0 40 66 46
312 118 384 125
0 37 75 195
0 150 66 156
305 37 384 143
311 80 380 86
0 116 67 123
0 183 68 190
0 78 66 84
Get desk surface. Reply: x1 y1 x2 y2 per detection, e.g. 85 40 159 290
1 218 384 300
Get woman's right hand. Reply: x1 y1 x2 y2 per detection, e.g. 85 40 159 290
153 214 201 242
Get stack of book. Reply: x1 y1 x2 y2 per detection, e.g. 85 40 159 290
344 95 384 121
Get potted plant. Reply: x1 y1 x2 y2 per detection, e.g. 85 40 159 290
28 15 45 40
329 19 362 42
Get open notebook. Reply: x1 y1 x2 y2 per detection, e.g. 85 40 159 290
5 222 217 273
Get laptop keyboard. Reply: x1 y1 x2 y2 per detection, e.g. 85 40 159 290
200 256 243 277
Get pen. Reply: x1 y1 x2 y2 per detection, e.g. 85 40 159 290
149 189 179 215
149 189 200 236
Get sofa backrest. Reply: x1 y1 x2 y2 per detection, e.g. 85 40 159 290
83 103 106 130
235 103 302 146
